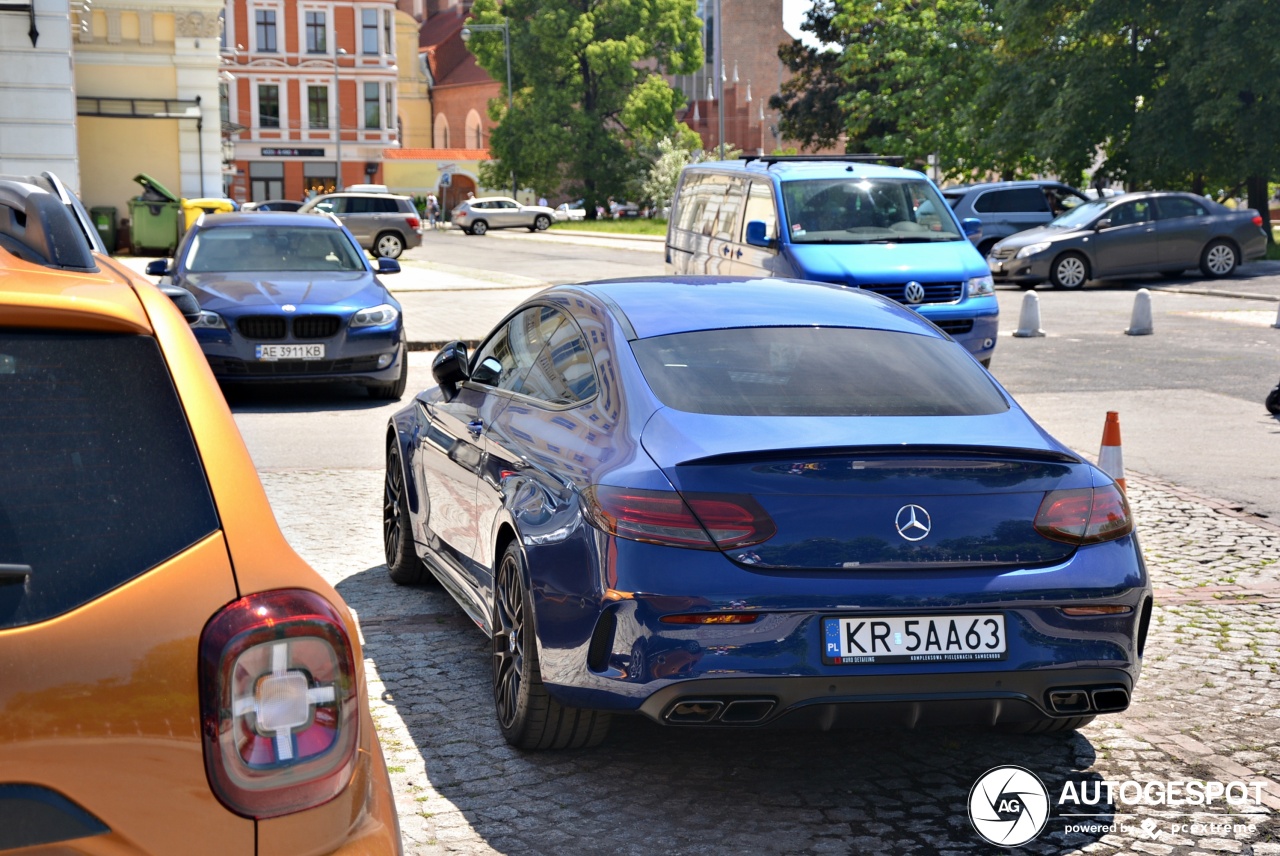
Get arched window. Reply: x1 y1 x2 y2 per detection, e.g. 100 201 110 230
434 113 449 148
466 109 483 149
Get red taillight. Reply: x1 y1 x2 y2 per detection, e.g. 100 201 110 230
1252 214 1264 227
1033 485 1133 545
407 216 421 229
455 211 467 219
582 486 776 550
199 589 359 819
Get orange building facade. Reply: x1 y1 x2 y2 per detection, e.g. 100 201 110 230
220 0 401 203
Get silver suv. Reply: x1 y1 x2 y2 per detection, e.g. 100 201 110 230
943 181 1088 256
300 191 422 258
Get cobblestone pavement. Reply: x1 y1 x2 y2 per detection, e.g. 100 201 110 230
259 466 1279 856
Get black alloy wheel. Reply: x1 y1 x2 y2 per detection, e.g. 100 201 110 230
491 542 610 749
384 442 429 585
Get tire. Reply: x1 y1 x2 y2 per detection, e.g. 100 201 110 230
470 220 489 236
1049 252 1089 289
369 350 407 400
375 231 405 259
534 214 551 231
384 441 430 586
492 542 611 749
999 715 1095 734
1199 239 1238 278
1266 385 1280 415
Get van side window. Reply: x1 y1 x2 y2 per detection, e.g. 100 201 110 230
741 180 777 239
695 175 729 237
676 174 705 233
714 178 746 241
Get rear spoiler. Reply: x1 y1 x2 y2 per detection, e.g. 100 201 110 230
676 445 1083 468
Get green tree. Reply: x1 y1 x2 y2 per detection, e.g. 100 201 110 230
467 0 704 219
771 0 853 151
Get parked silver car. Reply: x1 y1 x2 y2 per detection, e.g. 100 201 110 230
988 191 1268 289
943 181 1089 256
299 191 422 258
451 197 555 235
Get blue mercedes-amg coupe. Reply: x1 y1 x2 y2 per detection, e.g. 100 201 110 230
384 276 1150 749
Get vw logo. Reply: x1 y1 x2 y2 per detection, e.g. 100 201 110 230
903 281 926 304
894 504 931 541
968 766 1050 847
281 304 297 312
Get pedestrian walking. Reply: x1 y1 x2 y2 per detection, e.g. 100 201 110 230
426 193 440 230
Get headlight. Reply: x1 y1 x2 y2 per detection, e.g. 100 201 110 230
966 274 995 296
191 310 226 329
350 304 399 328
1015 242 1051 259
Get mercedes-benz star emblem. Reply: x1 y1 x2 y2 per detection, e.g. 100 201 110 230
903 281 926 304
895 504 931 541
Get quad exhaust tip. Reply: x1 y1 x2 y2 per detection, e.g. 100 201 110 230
664 697 776 725
1047 685 1130 715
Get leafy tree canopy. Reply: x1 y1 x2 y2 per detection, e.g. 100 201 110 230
468 0 703 218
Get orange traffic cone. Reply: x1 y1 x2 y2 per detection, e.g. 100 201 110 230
1098 411 1125 492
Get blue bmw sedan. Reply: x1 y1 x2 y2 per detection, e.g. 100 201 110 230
150 212 407 398
384 277 1150 749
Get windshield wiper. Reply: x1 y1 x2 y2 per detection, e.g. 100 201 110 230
0 564 32 585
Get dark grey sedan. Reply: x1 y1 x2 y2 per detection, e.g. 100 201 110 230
987 191 1268 289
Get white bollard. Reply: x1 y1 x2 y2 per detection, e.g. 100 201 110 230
1012 290 1045 338
1125 288 1154 336
1272 300 1280 329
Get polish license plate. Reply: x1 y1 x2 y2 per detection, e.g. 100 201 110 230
255 343 325 361
821 614 1006 665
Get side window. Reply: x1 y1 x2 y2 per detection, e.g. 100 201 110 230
675 173 704 232
1046 187 1087 215
974 188 1049 214
1109 201 1152 227
520 312 598 406
470 307 563 393
1155 197 1205 220
499 200 519 210
714 178 746 241
373 198 398 213
695 175 728 237
344 197 372 214
741 179 778 240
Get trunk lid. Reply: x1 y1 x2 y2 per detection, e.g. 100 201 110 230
641 410 1091 570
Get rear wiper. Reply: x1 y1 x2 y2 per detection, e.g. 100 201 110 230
0 564 32 585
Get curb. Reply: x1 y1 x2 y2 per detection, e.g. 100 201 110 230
545 229 664 243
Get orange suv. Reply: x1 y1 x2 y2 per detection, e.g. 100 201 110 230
0 174 401 854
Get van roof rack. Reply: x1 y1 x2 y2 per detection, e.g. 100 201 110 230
740 154 906 167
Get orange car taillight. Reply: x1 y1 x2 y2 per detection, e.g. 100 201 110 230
582 485 776 550
1033 484 1134 545
199 589 359 819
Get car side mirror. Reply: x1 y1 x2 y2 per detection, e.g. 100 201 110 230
745 220 774 248
431 341 470 401
1095 219 1112 230
961 217 982 237
159 284 201 323
376 257 400 275
146 259 172 277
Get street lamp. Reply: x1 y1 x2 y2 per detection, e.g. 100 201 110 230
334 47 347 191
460 22 516 198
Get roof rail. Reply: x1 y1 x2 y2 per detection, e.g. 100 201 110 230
0 173 101 271
739 154 907 167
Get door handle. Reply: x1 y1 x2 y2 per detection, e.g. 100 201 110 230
467 419 484 438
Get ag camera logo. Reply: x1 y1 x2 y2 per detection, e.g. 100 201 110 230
969 765 1051 847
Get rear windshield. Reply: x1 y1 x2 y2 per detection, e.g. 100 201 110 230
184 225 367 273
0 331 220 630
630 327 1008 417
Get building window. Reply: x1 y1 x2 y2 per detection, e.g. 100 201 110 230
308 85 329 129
466 109 482 149
255 9 277 52
364 82 381 129
383 10 393 57
219 9 226 49
361 9 378 54
259 84 280 128
219 82 230 125
434 113 449 148
305 11 326 53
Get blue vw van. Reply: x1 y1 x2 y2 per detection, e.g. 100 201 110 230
665 156 999 365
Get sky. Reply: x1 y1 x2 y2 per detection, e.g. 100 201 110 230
782 0 821 48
